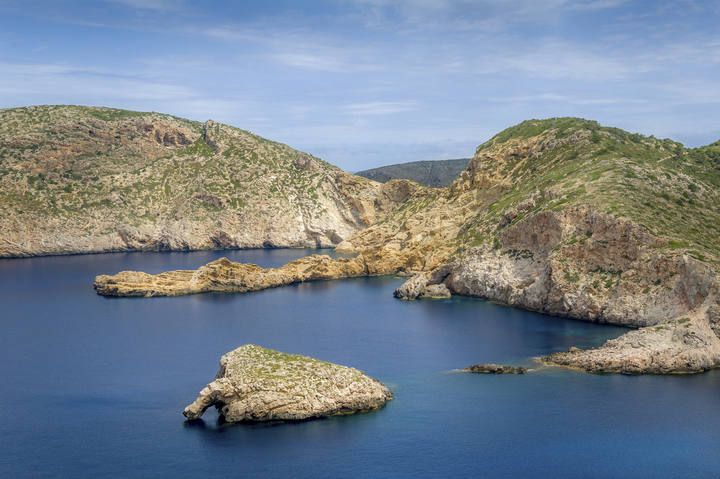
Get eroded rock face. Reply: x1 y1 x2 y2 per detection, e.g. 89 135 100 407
395 205 720 374
436 206 716 327
183 345 392 422
393 266 452 300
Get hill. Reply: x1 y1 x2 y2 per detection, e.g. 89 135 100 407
0 106 418 257
340 118 720 373
356 158 469 187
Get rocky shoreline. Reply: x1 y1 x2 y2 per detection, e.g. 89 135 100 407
95 204 720 375
93 212 720 376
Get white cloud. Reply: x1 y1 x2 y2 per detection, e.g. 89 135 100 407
343 101 418 115
271 52 381 73
106 0 182 11
0 61 197 104
485 93 649 106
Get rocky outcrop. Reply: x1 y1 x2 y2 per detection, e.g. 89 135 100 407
183 345 392 422
447 207 713 325
464 364 527 374
393 266 452 300
543 313 720 374
94 254 383 297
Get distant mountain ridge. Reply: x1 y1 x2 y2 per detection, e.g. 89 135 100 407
356 158 469 187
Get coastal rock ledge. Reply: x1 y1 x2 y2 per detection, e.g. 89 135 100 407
183 345 392 422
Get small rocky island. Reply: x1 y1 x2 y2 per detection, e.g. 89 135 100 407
183 345 392 422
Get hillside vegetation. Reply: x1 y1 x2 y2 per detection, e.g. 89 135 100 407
344 117 720 267
0 105 417 256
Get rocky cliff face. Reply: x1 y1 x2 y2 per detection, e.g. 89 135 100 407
0 106 418 257
395 205 720 374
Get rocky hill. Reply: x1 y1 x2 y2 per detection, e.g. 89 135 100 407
353 118 720 373
97 118 720 374
0 106 418 257
356 158 469 187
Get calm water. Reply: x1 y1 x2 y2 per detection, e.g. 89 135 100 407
1 249 719 478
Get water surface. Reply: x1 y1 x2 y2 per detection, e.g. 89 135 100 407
1 249 719 478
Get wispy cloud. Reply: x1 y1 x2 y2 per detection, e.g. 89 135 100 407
0 61 197 103
485 93 649 106
106 0 182 11
272 52 382 73
344 101 418 115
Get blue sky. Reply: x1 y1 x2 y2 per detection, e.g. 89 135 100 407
1 0 718 170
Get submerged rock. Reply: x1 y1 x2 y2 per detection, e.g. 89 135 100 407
183 345 392 422
464 363 527 374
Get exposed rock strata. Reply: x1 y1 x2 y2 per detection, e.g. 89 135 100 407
183 344 392 422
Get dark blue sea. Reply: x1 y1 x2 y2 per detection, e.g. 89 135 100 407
1 249 719 478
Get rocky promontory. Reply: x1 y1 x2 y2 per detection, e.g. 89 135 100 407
94 254 376 297
183 345 392 422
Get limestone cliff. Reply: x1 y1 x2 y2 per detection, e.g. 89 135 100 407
0 105 419 257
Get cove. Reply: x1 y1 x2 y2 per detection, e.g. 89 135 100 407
1 249 719 478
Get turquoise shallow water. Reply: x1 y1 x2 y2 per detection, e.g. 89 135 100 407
1 249 719 478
